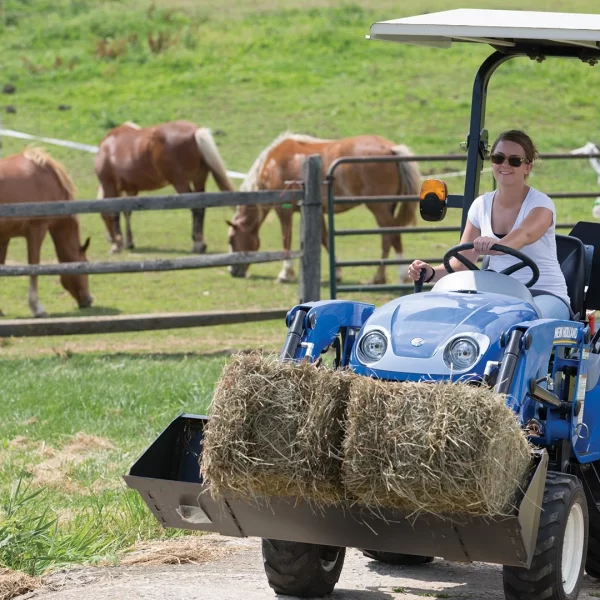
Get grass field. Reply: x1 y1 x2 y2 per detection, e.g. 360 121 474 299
1 0 600 576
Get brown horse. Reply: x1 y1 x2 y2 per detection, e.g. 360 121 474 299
0 148 93 317
227 132 421 283
95 120 235 254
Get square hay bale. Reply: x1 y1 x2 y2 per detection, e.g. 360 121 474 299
201 352 353 507
343 378 533 517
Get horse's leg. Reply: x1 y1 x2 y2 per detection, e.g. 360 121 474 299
26 225 49 318
191 171 210 254
98 181 123 254
123 193 135 250
124 210 134 249
275 205 295 283
172 180 206 254
0 239 8 316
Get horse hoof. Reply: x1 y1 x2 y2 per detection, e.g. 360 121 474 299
126 243 135 250
34 311 48 319
276 275 294 284
78 296 94 309
110 245 122 254
192 242 207 254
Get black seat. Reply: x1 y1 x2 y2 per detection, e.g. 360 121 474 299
555 234 586 319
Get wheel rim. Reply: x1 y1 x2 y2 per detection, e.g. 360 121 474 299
319 546 340 572
562 502 585 594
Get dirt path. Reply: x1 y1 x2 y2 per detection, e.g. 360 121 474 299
16 535 600 600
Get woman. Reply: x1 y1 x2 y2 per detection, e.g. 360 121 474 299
407 130 570 320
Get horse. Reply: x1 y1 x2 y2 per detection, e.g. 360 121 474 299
94 120 235 254
0 148 93 317
226 132 421 283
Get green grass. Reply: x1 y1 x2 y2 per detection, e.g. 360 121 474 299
0 352 225 572
1 0 600 574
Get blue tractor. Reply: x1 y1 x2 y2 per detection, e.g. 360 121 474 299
125 9 600 600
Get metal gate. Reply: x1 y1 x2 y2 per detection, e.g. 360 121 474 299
325 152 599 299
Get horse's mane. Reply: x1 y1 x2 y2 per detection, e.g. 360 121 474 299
240 131 331 192
23 146 76 200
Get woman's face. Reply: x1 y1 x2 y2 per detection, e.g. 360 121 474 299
491 140 532 185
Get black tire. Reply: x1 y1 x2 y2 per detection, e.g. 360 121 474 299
361 549 434 565
503 473 588 600
585 499 600 579
262 539 345 597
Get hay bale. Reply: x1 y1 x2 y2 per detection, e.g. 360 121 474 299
201 351 353 507
0 568 40 600
343 379 533 517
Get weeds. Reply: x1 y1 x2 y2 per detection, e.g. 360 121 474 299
147 31 172 54
0 476 116 576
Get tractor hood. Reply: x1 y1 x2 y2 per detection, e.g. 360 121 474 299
350 291 539 379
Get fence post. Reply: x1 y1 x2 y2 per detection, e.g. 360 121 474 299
299 155 322 303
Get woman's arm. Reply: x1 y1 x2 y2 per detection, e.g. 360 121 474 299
473 207 553 254
409 220 481 283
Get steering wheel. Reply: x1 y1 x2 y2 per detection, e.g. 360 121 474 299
442 242 540 288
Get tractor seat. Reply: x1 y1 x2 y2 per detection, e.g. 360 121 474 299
554 234 586 320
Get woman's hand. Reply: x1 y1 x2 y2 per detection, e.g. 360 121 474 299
407 260 434 282
473 236 503 255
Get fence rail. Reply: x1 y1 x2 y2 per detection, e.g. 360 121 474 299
0 189 303 218
0 251 302 277
0 309 289 338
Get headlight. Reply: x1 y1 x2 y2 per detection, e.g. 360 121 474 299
443 337 479 371
359 331 388 363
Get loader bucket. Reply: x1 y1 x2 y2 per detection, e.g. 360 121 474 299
124 413 548 568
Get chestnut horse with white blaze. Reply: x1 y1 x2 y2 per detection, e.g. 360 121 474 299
227 132 421 283
0 148 93 317
95 120 235 254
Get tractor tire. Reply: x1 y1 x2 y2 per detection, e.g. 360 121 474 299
262 539 345 598
502 472 588 600
361 549 434 565
585 500 600 579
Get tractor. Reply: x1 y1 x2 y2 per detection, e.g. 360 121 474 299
124 9 600 600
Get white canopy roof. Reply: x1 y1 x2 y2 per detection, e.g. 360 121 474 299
368 9 600 50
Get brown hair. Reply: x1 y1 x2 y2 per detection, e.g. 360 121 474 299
490 130 539 165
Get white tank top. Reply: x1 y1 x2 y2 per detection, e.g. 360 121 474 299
467 188 570 303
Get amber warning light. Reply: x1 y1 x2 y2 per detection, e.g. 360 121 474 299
419 179 448 222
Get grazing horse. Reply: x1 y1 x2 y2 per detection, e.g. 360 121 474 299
95 120 235 254
0 148 93 317
227 132 421 283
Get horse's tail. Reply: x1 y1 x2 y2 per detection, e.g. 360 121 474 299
391 144 420 226
23 146 76 200
194 128 235 192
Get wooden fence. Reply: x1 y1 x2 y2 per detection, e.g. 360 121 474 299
0 155 323 338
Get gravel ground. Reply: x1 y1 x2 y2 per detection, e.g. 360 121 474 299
15 535 600 600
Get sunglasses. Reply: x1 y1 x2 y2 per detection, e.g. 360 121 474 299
490 153 530 167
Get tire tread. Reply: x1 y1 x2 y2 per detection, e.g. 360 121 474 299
503 472 588 600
